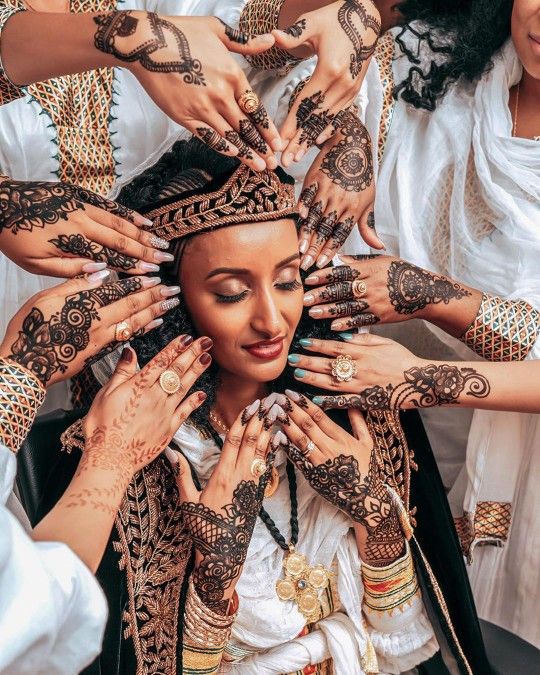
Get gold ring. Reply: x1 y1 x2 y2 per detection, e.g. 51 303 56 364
115 320 132 342
238 90 260 115
251 457 267 479
304 440 317 457
352 279 367 298
159 370 181 395
331 354 358 383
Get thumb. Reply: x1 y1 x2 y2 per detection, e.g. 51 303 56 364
166 448 199 503
107 346 138 390
216 19 275 55
348 408 370 440
358 208 385 251
271 19 312 52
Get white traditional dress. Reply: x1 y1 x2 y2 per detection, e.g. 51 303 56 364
374 30 540 648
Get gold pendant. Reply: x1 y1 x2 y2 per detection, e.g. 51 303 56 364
275 548 331 622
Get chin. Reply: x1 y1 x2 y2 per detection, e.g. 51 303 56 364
242 355 288 383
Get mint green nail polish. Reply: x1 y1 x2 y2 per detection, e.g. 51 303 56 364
312 396 324 406
288 354 301 364
339 333 354 341
299 338 312 347
294 368 306 379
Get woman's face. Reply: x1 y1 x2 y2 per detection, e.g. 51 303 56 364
512 0 540 79
179 218 303 384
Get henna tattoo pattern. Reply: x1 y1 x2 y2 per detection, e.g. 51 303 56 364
320 364 490 411
196 127 229 154
326 264 361 282
217 18 250 45
8 278 142 384
320 281 357 303
321 112 373 192
239 119 268 154
328 299 369 317
387 261 472 315
224 131 254 160
343 313 380 328
94 11 205 85
316 210 337 245
296 91 334 146
249 103 270 130
367 211 375 229
338 0 381 79
49 233 137 271
181 479 264 613
299 183 318 209
287 446 404 566
330 217 355 250
300 200 323 235
284 19 307 38
0 179 133 235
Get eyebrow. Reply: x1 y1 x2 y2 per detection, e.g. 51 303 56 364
205 253 300 280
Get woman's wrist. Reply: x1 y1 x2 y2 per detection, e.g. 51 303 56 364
65 456 133 515
420 285 482 335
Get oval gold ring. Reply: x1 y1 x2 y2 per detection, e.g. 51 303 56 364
238 90 260 115
115 320 132 342
159 370 181 395
251 457 268 479
352 279 368 298
331 354 358 383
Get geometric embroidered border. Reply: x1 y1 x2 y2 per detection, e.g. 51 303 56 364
454 500 512 563
375 31 397 166
0 357 45 454
462 293 540 361
361 542 420 614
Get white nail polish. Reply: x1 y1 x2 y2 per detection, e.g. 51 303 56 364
82 262 107 273
300 255 314 271
145 318 164 331
299 240 309 255
316 255 329 269
305 274 319 284
303 293 315 305
87 269 110 283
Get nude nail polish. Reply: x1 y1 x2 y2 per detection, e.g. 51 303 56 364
154 251 175 263
303 293 315 305
160 285 181 297
316 255 330 269
308 307 323 318
300 255 314 271
141 276 161 288
87 269 110 283
140 262 160 273
82 262 107 273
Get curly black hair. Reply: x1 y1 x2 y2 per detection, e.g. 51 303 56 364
394 0 513 110
117 138 339 427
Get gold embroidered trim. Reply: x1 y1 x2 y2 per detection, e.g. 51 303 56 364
462 293 540 361
239 0 303 73
454 501 512 563
362 543 419 614
0 0 24 106
145 164 297 241
0 357 45 453
375 30 397 165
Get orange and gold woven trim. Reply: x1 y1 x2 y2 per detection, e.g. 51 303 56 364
361 542 419 614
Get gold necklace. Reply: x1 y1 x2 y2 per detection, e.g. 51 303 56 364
209 409 229 435
513 79 540 141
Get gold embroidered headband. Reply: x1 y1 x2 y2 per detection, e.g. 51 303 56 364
143 164 297 242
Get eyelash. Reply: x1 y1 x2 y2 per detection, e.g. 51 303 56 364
215 279 301 304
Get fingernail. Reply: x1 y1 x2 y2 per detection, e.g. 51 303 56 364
275 393 292 411
160 285 181 297
181 334 194 346
303 293 315 305
142 276 161 288
140 262 160 272
145 318 164 331
154 251 175 263
261 392 278 412
288 354 301 364
164 446 179 466
285 389 301 401
267 155 278 170
242 398 261 424
295 147 306 162
254 157 266 172
271 137 283 152
294 368 306 379
312 396 324 406
282 152 293 166
82 262 107 273
198 391 207 402
132 213 154 228
299 206 308 219
316 255 330 269
299 239 309 255
121 346 133 363
267 403 282 423
149 235 170 250
305 274 319 284
300 255 314 271
331 320 344 331
87 269 110 283
271 432 283 449
308 307 323 318
340 332 354 341
160 298 180 312
200 337 213 350
299 338 312 347
199 352 212 365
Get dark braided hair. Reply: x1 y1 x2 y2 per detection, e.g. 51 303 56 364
117 138 340 427
394 0 513 110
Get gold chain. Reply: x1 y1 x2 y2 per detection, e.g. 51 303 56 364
209 410 230 434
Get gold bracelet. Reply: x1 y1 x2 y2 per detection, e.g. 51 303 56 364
0 357 45 453
183 578 237 648
462 293 540 361
239 0 303 73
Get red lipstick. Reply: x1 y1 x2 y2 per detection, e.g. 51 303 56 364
243 337 285 360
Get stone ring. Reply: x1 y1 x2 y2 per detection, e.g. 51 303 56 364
352 279 368 298
331 354 358 383
115 320 132 342
304 440 317 457
159 370 181 395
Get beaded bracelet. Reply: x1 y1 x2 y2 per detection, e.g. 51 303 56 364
0 357 45 453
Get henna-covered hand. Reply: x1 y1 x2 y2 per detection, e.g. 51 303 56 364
0 273 182 386
279 391 404 566
287 333 491 411
273 1 381 163
0 177 173 277
93 11 281 171
174 404 274 613
304 255 478 331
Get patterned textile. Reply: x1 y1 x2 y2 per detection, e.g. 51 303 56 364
462 292 540 361
375 31 397 165
361 544 419 614
454 501 512 562
0 357 45 453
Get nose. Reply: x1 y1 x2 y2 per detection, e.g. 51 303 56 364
250 287 287 338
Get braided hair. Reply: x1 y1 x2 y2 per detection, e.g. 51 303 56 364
117 138 338 427
394 0 513 110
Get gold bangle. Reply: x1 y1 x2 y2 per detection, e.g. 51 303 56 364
239 0 303 72
461 293 540 362
0 357 45 454
183 579 237 648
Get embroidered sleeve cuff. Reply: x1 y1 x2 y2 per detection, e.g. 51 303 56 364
0 1 25 105
0 357 46 453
